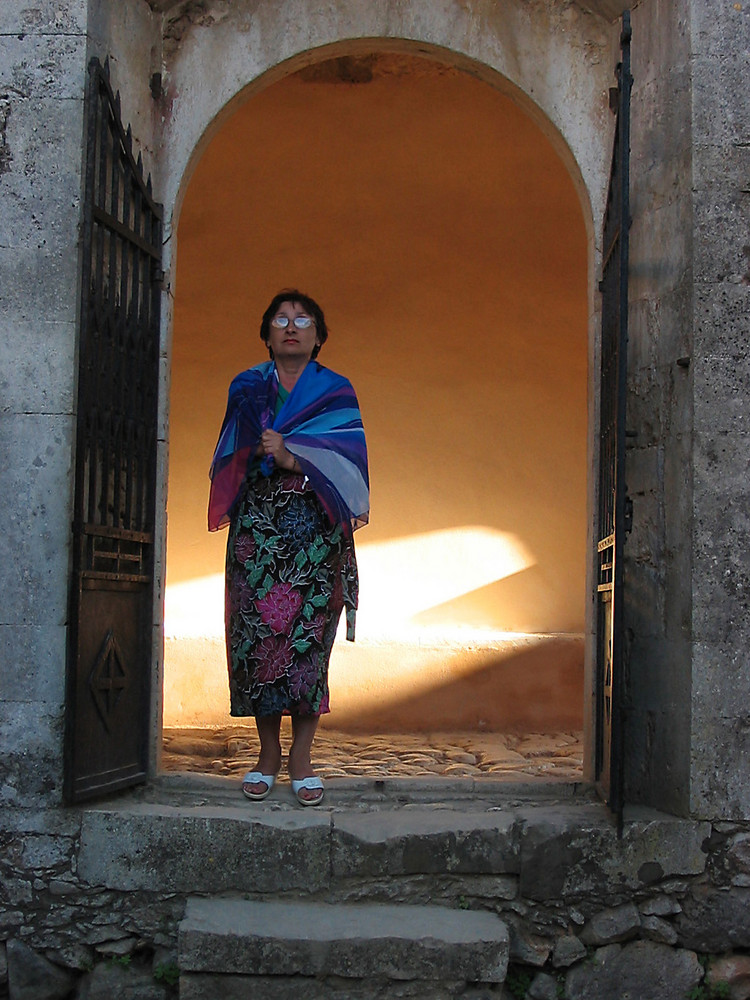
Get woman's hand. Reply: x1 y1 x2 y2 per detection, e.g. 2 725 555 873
260 429 297 471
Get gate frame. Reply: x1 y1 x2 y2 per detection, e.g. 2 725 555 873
64 57 163 804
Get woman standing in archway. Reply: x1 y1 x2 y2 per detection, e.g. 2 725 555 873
208 290 369 805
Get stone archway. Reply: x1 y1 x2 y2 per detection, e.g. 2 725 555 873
154 5 615 778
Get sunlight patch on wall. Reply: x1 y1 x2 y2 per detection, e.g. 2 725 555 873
355 526 533 639
163 525 534 642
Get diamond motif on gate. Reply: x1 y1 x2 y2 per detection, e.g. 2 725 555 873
89 629 128 732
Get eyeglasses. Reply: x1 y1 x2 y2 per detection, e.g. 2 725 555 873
270 314 315 330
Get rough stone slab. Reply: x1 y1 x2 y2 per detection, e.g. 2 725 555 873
179 972 481 999
6 938 75 1000
676 885 750 951
78 803 331 893
179 897 509 983
580 902 641 945
565 941 702 1000
518 808 709 901
332 809 519 878
76 960 169 1000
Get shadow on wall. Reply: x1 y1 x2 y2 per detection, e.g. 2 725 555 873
325 635 584 733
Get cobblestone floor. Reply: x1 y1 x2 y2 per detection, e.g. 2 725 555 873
163 725 584 783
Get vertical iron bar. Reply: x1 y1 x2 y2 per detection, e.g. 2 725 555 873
595 12 632 827
610 9 632 828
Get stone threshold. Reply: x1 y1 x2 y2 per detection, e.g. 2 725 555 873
77 771 709 900
137 768 598 812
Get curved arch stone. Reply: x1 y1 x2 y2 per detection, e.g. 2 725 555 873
155 0 614 255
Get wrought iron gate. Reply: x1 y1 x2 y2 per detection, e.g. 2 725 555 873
595 13 633 818
64 58 162 803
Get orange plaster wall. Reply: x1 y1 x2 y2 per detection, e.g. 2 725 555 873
164 55 588 729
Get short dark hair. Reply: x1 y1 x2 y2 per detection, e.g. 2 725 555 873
259 289 329 360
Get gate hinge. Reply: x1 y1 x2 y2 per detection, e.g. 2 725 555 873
624 494 634 535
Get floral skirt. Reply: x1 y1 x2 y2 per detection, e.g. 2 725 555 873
225 467 358 718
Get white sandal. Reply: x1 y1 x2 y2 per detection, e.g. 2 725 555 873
291 776 324 806
242 771 276 801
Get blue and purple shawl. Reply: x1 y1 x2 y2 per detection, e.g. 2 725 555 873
208 361 369 534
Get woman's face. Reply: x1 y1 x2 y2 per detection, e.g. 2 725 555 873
266 300 320 363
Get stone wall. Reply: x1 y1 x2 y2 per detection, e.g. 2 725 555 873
3 792 750 998
687 0 750 819
0 0 88 811
0 0 164 813
623 0 750 818
625 0 694 814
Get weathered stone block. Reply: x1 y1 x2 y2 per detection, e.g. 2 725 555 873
639 894 682 917
179 897 509 982
0 33 86 100
332 809 518 878
694 430 750 510
552 934 587 968
728 832 750 876
518 809 708 901
566 941 702 1000
580 902 641 945
79 803 331 893
0 96 84 253
0 246 79 324
693 189 750 286
690 715 750 821
20 831 75 869
0 318 76 415
528 971 559 1000
179 972 474 999
692 640 750 721
0 2 87 34
676 886 750 951
76 959 169 1000
693 283 750 427
0 703 64 808
0 413 74 625
692 509 750 645
641 913 678 945
0 624 67 703
691 0 750 63
692 54 750 146
506 920 551 967
6 938 75 1000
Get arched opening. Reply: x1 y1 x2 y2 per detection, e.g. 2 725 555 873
162 49 588 778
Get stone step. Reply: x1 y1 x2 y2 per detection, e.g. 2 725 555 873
178 896 509 999
77 773 605 897
76 777 708 905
